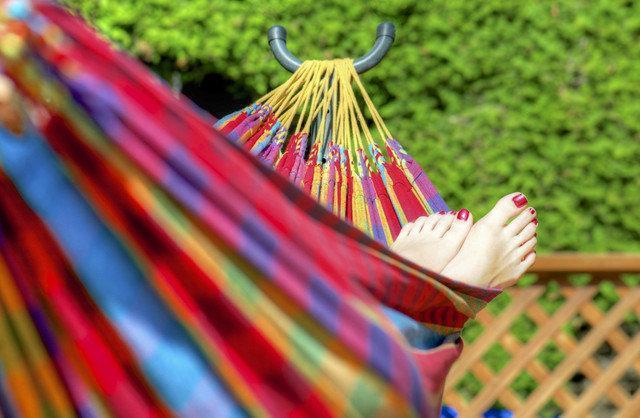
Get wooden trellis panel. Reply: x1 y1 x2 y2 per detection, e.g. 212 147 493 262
443 254 640 418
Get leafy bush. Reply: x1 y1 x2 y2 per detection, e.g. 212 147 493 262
62 0 640 252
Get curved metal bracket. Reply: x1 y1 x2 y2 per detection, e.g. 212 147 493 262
267 22 396 74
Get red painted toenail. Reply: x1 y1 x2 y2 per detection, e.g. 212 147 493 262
449 210 456 214
438 210 445 215
512 194 528 208
530 208 536 215
532 218 538 225
457 208 470 221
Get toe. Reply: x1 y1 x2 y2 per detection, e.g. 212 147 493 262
420 213 442 233
411 216 430 235
516 251 537 276
445 208 474 241
397 221 415 240
515 236 537 259
433 213 456 237
514 222 538 246
507 207 537 235
497 251 536 289
523 250 537 269
484 192 529 226
499 251 537 289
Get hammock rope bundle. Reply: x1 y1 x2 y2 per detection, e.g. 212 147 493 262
0 2 499 417
216 55 448 246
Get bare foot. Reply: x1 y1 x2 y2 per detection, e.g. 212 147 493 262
441 193 538 288
391 209 473 272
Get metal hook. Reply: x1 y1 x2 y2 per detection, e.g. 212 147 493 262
267 22 396 74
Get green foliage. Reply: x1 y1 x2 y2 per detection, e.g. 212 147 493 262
61 0 640 252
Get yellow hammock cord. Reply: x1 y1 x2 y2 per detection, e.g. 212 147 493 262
256 59 395 163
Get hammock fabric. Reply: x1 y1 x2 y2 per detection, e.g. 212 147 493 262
0 1 499 417
216 59 448 247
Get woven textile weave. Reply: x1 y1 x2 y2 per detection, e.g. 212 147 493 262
216 59 447 247
0 2 499 417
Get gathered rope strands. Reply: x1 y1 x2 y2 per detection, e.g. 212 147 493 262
0 1 499 417
216 59 448 246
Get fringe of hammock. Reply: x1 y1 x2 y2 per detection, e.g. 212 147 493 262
216 59 449 246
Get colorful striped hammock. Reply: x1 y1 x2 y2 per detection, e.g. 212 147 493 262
216 59 447 247
0 1 499 417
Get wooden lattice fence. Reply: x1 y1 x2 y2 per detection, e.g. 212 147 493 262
443 254 640 418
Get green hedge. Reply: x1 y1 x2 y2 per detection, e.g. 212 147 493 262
63 0 640 252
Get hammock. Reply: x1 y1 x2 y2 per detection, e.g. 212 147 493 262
0 1 499 417
216 59 448 246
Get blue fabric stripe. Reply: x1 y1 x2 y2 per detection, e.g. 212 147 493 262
382 307 446 350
